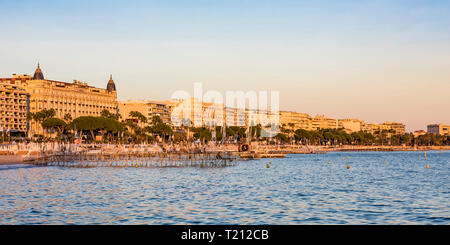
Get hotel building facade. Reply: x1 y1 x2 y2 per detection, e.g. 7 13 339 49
381 122 406 135
279 111 312 131
361 122 406 135
311 115 339 131
0 75 30 134
1 64 118 135
427 124 450 136
118 100 171 126
167 98 226 127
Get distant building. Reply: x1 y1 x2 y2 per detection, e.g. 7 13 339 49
311 115 338 130
168 98 211 127
167 97 282 128
224 107 244 127
361 122 405 135
279 111 312 131
414 130 426 138
381 122 406 135
245 108 278 128
118 100 171 126
427 124 450 136
338 119 363 133
362 123 388 134
361 123 378 134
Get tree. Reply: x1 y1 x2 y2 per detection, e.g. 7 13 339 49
311 131 324 145
227 126 246 138
416 133 445 146
63 113 72 123
179 118 193 141
27 108 56 123
35 109 56 121
147 116 173 142
70 116 98 141
351 131 375 145
101 109 120 120
275 133 288 144
41 118 67 140
27 112 35 121
191 127 212 142
69 116 123 142
294 129 311 144
27 109 57 138
129 111 147 125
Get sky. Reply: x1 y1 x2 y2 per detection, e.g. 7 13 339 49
1 0 449 132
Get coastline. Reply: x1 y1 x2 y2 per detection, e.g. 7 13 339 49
1 144 449 165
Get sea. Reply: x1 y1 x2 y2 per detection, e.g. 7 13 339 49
0 151 449 224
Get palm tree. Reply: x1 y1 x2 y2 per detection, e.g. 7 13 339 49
27 109 56 139
148 116 173 142
64 113 72 123
129 111 147 126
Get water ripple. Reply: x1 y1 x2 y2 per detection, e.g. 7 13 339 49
0 151 449 224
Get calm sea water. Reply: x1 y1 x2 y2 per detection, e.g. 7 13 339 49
0 151 449 225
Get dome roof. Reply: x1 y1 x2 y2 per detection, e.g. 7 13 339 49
33 63 44 80
107 74 116 92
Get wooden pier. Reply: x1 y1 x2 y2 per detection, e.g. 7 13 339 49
28 152 240 168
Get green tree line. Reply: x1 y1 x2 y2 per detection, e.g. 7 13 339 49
24 109 450 146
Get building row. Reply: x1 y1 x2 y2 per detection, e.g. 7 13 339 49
280 112 407 135
427 124 450 136
119 98 278 129
413 124 450 137
118 99 407 135
117 99 448 137
1 64 448 138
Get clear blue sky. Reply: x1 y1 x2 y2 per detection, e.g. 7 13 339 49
1 0 449 131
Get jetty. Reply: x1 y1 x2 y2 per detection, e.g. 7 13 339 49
29 152 238 168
